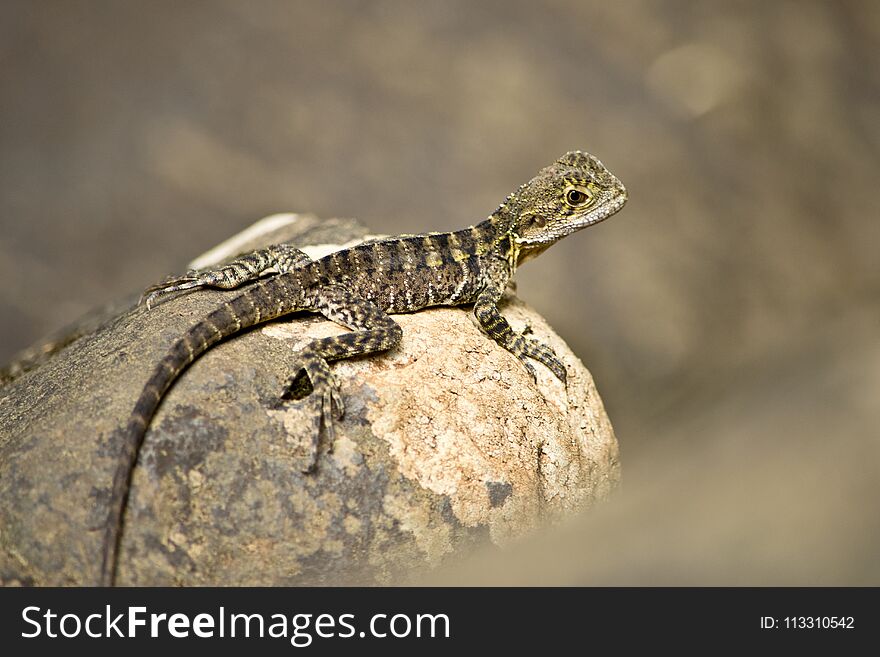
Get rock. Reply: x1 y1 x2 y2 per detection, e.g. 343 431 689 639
0 214 619 585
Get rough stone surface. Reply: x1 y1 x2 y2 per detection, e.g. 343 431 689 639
0 214 619 586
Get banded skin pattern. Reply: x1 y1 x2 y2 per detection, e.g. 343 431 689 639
102 151 628 585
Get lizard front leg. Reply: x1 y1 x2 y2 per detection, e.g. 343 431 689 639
474 287 567 384
284 284 403 470
141 243 313 308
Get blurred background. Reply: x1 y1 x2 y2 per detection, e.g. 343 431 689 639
1 1 878 583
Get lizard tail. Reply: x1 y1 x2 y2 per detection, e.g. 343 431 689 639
99 279 299 585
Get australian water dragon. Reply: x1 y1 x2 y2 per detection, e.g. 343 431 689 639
101 150 627 585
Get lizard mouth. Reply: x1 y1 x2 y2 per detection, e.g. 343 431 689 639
516 188 628 247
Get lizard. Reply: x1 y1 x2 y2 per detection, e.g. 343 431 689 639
100 150 627 586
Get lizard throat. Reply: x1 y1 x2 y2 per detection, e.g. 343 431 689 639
515 243 552 266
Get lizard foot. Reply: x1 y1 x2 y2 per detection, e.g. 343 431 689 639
520 337 567 383
282 352 344 472
140 271 201 309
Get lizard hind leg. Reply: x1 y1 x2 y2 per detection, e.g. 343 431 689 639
279 284 404 471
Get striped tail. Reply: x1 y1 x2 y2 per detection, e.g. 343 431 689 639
99 277 301 585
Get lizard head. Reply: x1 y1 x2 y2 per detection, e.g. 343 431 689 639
507 151 627 264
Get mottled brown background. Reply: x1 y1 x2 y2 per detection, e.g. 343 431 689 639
1 1 878 583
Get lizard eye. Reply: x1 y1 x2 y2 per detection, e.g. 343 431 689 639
565 188 592 207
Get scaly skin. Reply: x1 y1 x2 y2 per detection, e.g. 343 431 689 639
100 150 627 585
